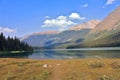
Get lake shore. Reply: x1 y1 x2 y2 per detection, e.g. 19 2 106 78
0 51 34 55
0 58 120 80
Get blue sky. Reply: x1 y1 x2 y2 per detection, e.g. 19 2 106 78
0 0 120 37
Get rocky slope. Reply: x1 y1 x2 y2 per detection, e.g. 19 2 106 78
22 19 100 48
21 30 59 41
87 6 120 41
22 6 120 48
91 6 120 33
22 29 91 48
67 6 120 48
69 20 100 31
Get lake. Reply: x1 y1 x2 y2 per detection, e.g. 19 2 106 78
0 47 120 59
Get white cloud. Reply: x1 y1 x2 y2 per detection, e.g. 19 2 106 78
45 16 50 19
69 13 86 20
80 4 88 8
0 27 16 33
57 16 67 20
41 13 86 31
42 16 75 31
106 0 116 5
42 15 76 31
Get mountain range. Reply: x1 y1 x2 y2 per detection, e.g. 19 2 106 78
22 6 120 49
69 20 100 31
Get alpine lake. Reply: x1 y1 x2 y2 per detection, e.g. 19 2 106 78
0 47 120 59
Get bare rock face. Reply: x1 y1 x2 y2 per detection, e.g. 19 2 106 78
21 30 59 40
33 30 59 35
91 6 120 33
69 20 100 31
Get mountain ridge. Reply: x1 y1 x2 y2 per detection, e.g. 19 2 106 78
22 20 100 41
21 30 59 41
22 6 120 48
69 20 100 31
90 6 120 33
67 6 120 48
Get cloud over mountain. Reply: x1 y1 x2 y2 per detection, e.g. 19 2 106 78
69 13 86 20
106 0 116 5
41 13 86 31
0 27 16 33
41 16 76 31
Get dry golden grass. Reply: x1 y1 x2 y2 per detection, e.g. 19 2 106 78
0 58 120 80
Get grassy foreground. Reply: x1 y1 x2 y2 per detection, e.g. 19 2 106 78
0 58 120 80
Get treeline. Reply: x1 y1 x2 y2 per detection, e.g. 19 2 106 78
0 33 33 51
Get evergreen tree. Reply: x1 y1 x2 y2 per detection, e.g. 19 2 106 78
0 33 33 52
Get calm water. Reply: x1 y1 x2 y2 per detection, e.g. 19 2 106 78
0 47 120 59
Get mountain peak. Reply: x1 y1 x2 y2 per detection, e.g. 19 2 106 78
33 30 59 35
69 20 101 31
91 6 120 33
21 30 59 40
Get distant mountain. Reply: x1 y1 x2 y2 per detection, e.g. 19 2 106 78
86 6 120 41
22 29 91 48
91 6 120 33
21 30 59 41
69 20 100 31
22 6 120 48
84 6 120 47
67 6 120 48
22 20 100 48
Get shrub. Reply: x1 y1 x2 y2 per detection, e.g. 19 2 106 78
5 72 16 80
110 61 120 69
99 75 113 80
35 70 51 80
87 61 105 68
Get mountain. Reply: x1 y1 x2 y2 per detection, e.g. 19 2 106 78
22 29 91 48
85 6 120 47
67 6 120 48
91 7 120 33
69 20 100 31
86 6 120 41
22 20 100 48
22 6 120 48
21 30 59 41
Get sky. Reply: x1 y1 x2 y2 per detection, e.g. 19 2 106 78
0 0 120 37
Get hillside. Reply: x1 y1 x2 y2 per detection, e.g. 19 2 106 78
91 6 120 33
23 29 91 48
84 6 120 47
22 20 100 48
22 6 120 48
69 20 100 31
67 6 120 48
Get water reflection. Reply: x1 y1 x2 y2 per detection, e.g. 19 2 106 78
0 52 33 58
0 49 120 59
29 50 120 59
